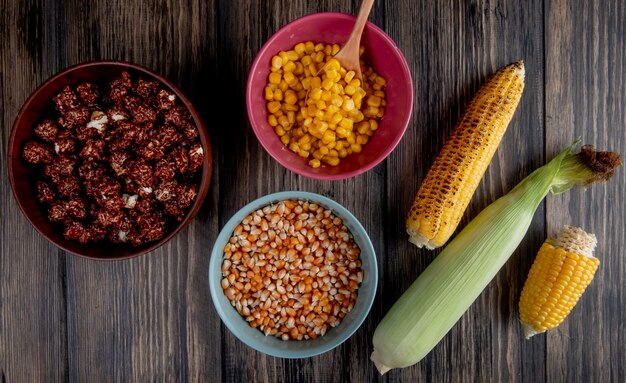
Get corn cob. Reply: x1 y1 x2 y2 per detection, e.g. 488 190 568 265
518 226 600 339
372 142 621 374
406 61 525 249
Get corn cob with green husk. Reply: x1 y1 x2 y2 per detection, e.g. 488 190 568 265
372 141 621 374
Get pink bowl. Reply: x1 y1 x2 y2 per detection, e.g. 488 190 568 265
247 12 413 180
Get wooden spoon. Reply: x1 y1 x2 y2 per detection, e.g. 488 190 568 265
334 0 375 80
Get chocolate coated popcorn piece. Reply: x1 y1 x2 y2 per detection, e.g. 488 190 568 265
76 82 100 106
89 224 108 241
95 208 125 228
164 105 190 127
109 150 131 176
135 138 164 160
176 183 197 208
37 180 56 204
34 119 59 142
53 86 79 113
164 202 185 221
66 198 87 219
155 158 177 181
64 221 90 244
48 201 68 222
57 176 82 197
154 180 178 203
156 89 177 110
181 122 198 140
79 139 106 161
49 154 77 176
53 130 77 153
78 160 107 181
109 71 133 101
156 124 183 149
136 79 160 99
188 142 204 173
58 105 90 129
132 104 158 124
123 95 142 112
23 141 53 164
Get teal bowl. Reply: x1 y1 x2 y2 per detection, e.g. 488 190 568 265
209 191 378 358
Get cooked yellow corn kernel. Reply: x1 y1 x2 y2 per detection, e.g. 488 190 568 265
309 159 321 168
273 88 283 101
268 115 278 127
304 41 315 53
278 115 289 128
357 134 369 145
339 118 353 130
275 125 286 136
294 43 306 55
267 101 281 114
322 78 334 91
271 56 283 69
322 130 336 144
278 80 289 92
367 95 382 107
283 61 296 73
283 72 296 85
268 72 281 85
265 40 387 168
285 91 298 105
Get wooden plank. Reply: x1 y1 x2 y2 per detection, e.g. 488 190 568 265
53 0 220 381
545 1 626 382
382 0 546 381
0 0 68 381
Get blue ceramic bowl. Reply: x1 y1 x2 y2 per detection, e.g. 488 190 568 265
209 191 378 358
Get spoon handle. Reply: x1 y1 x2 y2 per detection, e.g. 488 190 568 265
343 0 375 52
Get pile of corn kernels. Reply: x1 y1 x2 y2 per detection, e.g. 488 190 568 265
221 199 363 340
265 41 387 168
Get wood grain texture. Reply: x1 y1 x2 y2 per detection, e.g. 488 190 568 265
545 1 626 382
0 1 68 381
0 0 624 382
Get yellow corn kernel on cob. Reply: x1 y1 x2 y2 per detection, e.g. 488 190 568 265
406 61 525 249
519 226 600 339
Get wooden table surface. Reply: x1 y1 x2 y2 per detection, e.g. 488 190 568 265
1 0 624 382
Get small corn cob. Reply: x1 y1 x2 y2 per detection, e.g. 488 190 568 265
406 61 525 249
519 226 600 339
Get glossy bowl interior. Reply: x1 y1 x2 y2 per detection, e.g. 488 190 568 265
209 191 378 358
247 12 413 180
8 61 212 260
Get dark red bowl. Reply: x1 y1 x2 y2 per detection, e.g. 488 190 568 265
7 61 212 260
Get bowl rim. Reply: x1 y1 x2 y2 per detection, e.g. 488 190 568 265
246 12 413 180
7 60 213 261
208 191 378 358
